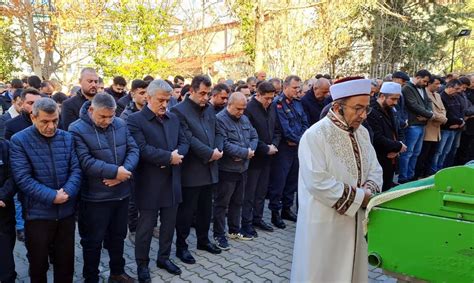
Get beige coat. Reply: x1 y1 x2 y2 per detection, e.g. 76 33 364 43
424 91 447 142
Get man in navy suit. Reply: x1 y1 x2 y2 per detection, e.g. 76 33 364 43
128 80 189 279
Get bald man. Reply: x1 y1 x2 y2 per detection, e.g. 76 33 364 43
214 92 258 250
255 71 267 82
301 78 331 126
61 68 99 130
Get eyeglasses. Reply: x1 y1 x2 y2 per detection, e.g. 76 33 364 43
342 104 372 115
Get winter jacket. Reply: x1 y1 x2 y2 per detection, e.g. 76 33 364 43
69 101 139 202
216 109 258 173
10 126 81 220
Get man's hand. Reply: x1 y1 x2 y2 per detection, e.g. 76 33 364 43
449 124 459 129
209 148 223 162
170 149 184 165
399 142 407 153
103 179 122 187
287 141 297 146
53 188 69 204
267 144 278 155
361 188 372 208
387 152 398 159
247 148 255 159
0 200 5 207
116 166 132 182
416 116 428 122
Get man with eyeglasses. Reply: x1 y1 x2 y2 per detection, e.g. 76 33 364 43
61 68 99 130
291 77 382 282
268 75 309 229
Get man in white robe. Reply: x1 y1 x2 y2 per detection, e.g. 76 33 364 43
291 78 383 283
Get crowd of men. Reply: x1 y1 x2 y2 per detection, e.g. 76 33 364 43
0 67 473 283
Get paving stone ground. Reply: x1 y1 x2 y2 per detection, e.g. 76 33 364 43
13 203 395 282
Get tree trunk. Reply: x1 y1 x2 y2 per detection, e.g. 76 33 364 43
24 0 43 77
254 0 264 72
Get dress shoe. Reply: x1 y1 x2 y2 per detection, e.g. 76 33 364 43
137 265 151 283
281 208 297 222
197 242 222 254
108 272 136 283
176 249 196 264
271 211 286 229
157 259 182 275
253 220 274 232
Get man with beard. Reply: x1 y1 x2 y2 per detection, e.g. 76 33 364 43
367 82 407 191
398 69 433 183
209 83 230 113
61 68 99 130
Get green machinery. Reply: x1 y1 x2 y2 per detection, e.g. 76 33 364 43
367 164 474 283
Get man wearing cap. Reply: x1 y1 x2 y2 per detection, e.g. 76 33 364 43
291 77 382 282
367 82 407 191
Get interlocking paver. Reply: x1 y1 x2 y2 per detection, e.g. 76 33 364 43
12 201 395 282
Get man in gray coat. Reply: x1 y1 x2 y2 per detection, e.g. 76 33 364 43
214 92 258 250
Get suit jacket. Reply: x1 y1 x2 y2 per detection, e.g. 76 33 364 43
171 97 221 187
128 107 188 209
61 91 88 130
245 97 281 168
4 112 32 140
424 90 447 142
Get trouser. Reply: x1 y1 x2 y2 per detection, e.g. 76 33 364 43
444 130 462 167
213 171 246 238
399 125 425 181
242 162 271 228
79 199 129 282
0 200 17 283
381 162 396 192
14 194 24 231
431 130 456 173
128 187 138 233
135 206 177 264
456 133 474 165
415 141 438 178
25 215 75 283
268 143 298 212
175 185 213 250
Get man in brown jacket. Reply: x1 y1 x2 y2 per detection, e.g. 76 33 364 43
415 76 447 178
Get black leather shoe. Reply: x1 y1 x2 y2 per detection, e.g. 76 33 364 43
108 273 136 283
253 220 274 232
271 211 286 229
157 259 182 275
281 208 297 222
197 242 222 254
137 265 151 283
176 249 196 264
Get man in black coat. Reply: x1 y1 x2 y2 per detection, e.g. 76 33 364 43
242 82 281 236
171 75 223 265
4 88 42 140
0 140 16 283
301 78 331 126
367 82 407 191
398 69 433 183
127 80 189 279
61 68 99 130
